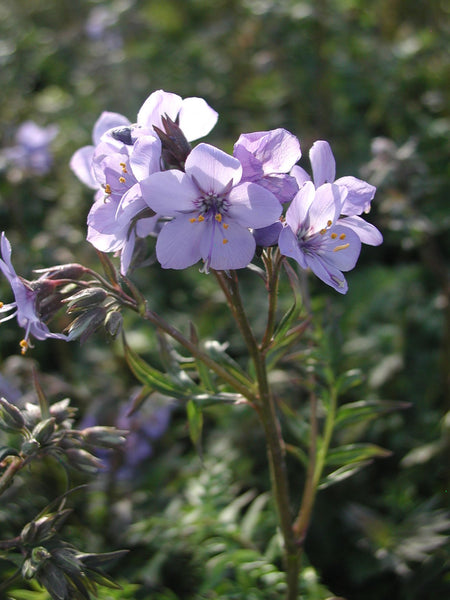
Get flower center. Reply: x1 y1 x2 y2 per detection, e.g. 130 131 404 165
190 191 230 244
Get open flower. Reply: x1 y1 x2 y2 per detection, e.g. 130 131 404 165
87 135 161 274
1 121 58 176
291 140 382 246
0 233 68 353
140 143 282 271
278 182 361 293
233 128 301 204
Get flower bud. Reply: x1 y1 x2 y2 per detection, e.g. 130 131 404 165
21 438 40 455
34 263 88 281
154 115 191 170
0 397 25 432
64 287 108 313
65 448 103 473
82 426 128 448
104 310 123 337
66 306 107 344
32 417 56 445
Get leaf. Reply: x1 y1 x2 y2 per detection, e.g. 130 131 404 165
335 369 364 394
325 443 392 467
335 399 411 429
123 337 195 399
186 399 203 449
318 461 374 489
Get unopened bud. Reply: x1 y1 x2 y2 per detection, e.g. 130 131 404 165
64 287 108 313
67 306 107 344
34 263 88 281
154 115 191 170
0 397 25 432
65 448 103 473
110 125 134 145
82 426 128 448
104 310 123 336
32 417 56 445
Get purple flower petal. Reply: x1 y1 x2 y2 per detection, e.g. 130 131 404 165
307 183 344 233
335 176 376 215
253 221 283 247
199 221 256 271
337 215 383 246
278 225 308 269
310 140 336 186
305 253 349 294
70 146 97 189
227 182 281 228
156 216 203 269
129 135 162 181
290 165 311 188
185 143 242 193
178 97 219 141
137 90 183 131
141 170 199 215
284 181 316 233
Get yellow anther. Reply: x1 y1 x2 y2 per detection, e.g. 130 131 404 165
320 229 327 235
20 339 29 354
190 217 197 223
223 238 229 244
331 233 338 239
198 215 205 222
105 184 112 194
223 223 229 230
333 243 350 252
119 176 126 183
0 301 3 309
215 213 222 223
339 233 346 240
119 162 128 173
327 220 332 227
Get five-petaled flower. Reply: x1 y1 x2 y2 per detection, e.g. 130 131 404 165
291 140 382 246
140 143 282 271
0 232 68 354
278 182 362 294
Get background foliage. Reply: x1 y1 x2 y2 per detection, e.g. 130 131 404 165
0 0 448 598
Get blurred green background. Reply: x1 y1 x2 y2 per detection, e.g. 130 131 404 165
0 1 449 598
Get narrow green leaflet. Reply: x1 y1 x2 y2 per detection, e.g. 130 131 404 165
335 399 411 430
318 461 374 489
186 399 203 449
325 443 392 467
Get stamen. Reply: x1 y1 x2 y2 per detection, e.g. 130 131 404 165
333 243 350 252
119 176 126 184
320 229 327 235
327 220 332 227
222 239 228 244
105 184 112 194
19 339 29 355
331 233 338 239
0 302 3 308
215 213 222 223
119 162 128 173
189 217 197 223
223 223 229 230
339 233 346 240
198 215 205 222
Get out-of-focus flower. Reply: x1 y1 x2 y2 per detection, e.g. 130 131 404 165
234 128 301 204
141 143 282 271
1 121 58 176
278 182 361 293
291 140 382 246
0 233 68 354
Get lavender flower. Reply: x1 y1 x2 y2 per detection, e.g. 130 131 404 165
234 128 301 204
278 182 361 293
291 140 382 246
2 121 58 176
0 233 68 353
70 111 130 189
140 143 282 271
87 135 161 274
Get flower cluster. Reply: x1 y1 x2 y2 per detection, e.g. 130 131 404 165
0 89 382 353
0 121 58 177
71 89 381 289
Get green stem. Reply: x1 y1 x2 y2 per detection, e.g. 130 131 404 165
0 456 24 496
261 249 282 351
219 270 300 600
